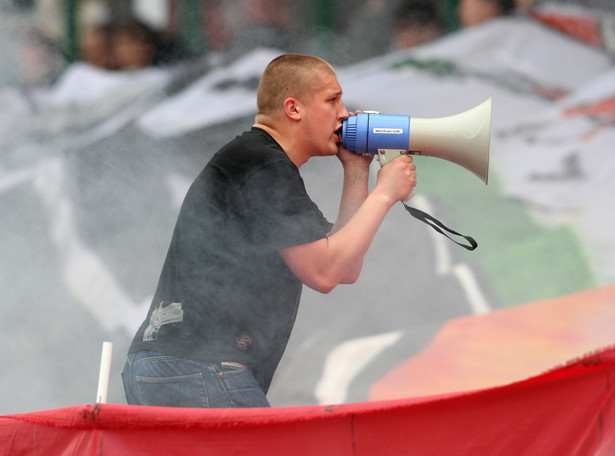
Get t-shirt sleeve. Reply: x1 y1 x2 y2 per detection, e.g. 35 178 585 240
239 161 332 251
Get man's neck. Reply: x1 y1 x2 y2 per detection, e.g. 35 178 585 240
253 122 310 169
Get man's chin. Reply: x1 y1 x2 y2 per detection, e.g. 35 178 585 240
315 148 339 158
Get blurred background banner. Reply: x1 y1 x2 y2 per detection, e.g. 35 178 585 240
0 0 614 420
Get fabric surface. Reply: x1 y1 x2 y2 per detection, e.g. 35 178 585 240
371 284 615 399
1 344 614 455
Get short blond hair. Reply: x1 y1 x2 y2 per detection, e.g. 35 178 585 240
256 54 335 118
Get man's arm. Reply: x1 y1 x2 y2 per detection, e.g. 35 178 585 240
280 154 416 294
327 148 372 284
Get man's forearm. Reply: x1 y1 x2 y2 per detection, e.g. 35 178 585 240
281 185 396 293
281 155 415 294
330 164 370 235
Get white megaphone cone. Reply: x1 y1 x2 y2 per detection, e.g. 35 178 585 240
341 97 492 184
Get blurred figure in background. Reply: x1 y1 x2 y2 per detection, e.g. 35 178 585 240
332 0 391 64
457 0 516 28
165 0 301 65
392 0 443 49
218 0 298 62
515 0 540 12
16 26 65 86
80 23 114 69
111 21 159 70
80 19 186 71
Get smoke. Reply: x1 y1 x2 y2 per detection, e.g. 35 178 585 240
1 0 611 414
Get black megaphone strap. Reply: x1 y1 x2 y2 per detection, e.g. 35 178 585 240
402 202 478 251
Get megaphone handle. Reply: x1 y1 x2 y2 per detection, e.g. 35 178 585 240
402 202 478 251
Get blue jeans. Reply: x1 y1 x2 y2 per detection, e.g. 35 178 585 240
121 351 270 408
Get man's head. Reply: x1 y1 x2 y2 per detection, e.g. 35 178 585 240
256 54 336 122
254 53 349 165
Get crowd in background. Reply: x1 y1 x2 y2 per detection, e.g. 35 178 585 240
0 0 612 88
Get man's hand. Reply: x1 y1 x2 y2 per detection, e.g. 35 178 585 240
336 111 373 170
374 155 417 206
336 144 373 169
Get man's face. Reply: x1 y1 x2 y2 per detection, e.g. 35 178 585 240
301 71 349 157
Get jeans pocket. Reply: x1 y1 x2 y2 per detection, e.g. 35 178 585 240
220 361 248 372
136 373 208 408
216 366 270 408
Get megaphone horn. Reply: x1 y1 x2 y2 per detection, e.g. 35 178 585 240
341 97 492 184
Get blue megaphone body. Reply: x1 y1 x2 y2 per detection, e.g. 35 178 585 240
341 113 410 157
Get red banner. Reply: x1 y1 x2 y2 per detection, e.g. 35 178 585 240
1 345 614 456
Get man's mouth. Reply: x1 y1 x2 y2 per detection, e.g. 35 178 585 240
335 126 343 144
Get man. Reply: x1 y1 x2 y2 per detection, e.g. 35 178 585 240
122 53 416 408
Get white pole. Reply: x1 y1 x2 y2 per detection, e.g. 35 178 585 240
96 341 113 404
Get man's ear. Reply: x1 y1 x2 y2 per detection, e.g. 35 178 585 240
283 97 302 121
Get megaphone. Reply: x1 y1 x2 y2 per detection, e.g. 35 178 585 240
341 97 492 184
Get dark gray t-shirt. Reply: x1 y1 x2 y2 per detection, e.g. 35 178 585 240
129 128 332 392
